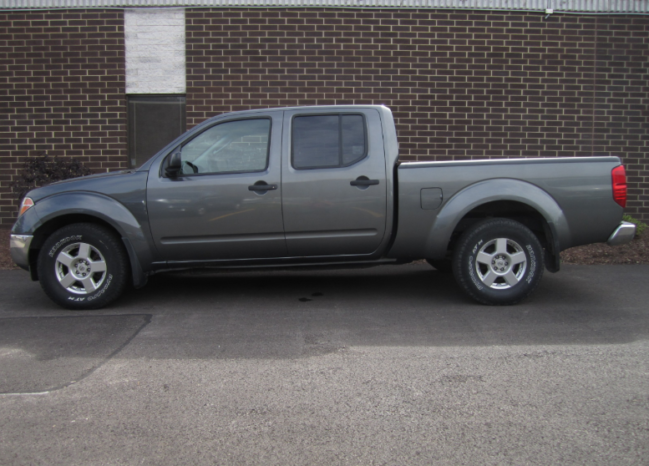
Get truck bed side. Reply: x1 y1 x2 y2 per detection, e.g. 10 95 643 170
388 157 624 261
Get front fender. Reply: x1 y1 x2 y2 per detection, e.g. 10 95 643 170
18 192 152 287
424 179 571 261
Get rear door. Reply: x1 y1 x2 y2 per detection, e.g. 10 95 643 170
281 108 387 257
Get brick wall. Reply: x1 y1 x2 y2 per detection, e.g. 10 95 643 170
186 9 649 220
593 16 649 219
0 10 127 225
1 9 647 226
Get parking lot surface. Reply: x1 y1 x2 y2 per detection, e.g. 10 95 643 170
1 264 648 465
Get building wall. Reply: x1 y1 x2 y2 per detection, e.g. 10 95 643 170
186 9 649 220
1 8 648 226
0 10 127 225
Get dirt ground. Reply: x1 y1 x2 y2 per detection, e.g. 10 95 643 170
1 228 19 270
560 227 649 265
2 227 648 270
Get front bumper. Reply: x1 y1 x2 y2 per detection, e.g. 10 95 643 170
607 221 636 246
10 234 33 271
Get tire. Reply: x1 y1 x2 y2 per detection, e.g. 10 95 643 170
452 218 544 305
38 223 129 310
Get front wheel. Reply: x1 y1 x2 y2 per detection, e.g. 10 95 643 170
452 218 544 305
38 223 129 310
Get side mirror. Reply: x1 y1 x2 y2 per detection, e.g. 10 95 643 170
165 152 182 178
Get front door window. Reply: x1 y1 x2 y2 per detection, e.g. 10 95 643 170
179 119 271 175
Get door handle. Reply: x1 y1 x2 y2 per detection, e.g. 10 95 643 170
248 182 277 192
350 178 379 187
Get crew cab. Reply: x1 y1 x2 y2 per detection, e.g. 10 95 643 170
10 105 636 309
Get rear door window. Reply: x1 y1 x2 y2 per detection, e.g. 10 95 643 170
292 114 367 170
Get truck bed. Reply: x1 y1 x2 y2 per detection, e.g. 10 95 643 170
388 156 624 260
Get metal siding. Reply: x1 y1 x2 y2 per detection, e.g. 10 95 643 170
554 0 649 12
1 0 647 12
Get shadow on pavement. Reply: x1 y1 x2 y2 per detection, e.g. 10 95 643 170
0 315 150 394
1 264 648 366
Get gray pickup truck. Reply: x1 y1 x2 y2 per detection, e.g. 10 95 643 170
10 105 636 309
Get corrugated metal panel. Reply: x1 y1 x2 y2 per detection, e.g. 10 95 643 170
1 0 647 11
553 0 649 12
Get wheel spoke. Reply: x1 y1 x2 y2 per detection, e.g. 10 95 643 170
77 242 91 260
495 238 508 255
476 251 493 265
510 251 526 265
81 276 98 293
59 273 77 289
90 259 107 273
481 271 498 287
503 270 520 286
56 252 74 268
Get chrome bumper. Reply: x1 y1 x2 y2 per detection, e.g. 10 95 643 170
10 234 33 270
607 221 636 246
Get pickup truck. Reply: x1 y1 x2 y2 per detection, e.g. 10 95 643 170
10 105 636 310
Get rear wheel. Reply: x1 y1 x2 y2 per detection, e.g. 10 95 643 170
452 218 544 305
38 223 129 310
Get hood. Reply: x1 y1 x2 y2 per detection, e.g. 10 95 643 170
26 170 140 202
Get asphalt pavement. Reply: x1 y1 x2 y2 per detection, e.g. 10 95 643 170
1 263 648 465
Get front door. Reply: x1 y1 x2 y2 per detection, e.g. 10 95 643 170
281 108 388 257
147 114 286 262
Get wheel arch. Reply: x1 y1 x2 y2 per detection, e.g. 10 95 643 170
424 179 570 273
28 192 151 287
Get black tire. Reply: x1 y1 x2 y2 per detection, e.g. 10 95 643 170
38 223 129 310
425 258 453 274
452 218 544 305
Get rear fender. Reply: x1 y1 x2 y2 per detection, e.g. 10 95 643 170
424 179 570 269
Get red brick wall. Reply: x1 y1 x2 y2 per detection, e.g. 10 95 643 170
0 10 127 225
1 9 648 226
593 16 649 219
186 9 649 220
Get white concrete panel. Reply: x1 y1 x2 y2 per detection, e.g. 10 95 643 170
125 8 186 95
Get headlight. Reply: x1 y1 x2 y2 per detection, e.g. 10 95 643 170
18 197 34 217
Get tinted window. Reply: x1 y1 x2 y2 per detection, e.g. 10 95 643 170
292 114 366 169
341 115 366 165
179 119 270 175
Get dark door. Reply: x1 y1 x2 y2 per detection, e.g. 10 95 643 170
128 95 186 168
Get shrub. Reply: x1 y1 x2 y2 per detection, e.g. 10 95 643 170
12 153 93 201
623 214 648 237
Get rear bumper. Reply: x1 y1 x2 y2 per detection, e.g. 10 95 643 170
10 234 33 271
607 221 636 246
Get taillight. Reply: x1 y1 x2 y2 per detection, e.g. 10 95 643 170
18 197 34 217
612 165 627 208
